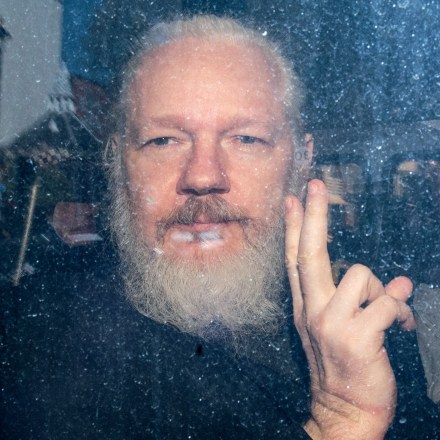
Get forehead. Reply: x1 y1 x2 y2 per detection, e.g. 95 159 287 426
126 38 287 127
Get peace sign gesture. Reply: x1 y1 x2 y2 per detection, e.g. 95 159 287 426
285 179 415 440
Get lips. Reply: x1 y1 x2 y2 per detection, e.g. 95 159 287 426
169 223 223 245
156 195 250 243
179 216 223 232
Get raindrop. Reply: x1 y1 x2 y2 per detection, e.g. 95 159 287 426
372 3 387 16
397 0 410 8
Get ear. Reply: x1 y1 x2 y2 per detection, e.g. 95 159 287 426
104 134 121 164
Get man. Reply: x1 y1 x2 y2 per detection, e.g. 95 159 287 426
2 15 437 440
106 15 415 439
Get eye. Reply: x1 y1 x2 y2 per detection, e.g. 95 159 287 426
235 135 268 145
141 137 177 148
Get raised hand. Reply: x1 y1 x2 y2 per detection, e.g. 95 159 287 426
285 179 415 440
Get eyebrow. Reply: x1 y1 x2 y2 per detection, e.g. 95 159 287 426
130 115 282 132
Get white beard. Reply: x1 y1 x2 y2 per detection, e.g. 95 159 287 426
109 160 288 344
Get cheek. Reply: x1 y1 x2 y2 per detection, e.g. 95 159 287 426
258 184 286 213
124 167 164 239
126 183 167 247
126 158 171 210
131 183 164 211
229 176 285 224
233 160 290 207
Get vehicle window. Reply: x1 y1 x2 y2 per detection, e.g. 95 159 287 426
1 1 439 438
310 161 368 282
381 157 440 284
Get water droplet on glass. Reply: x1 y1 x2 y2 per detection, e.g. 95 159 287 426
397 0 410 8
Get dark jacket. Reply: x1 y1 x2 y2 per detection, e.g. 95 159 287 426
2 251 439 439
1 254 310 439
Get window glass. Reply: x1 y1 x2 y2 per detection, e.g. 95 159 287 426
382 157 440 284
1 1 439 438
310 161 367 282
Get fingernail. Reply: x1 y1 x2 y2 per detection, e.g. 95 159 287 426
285 197 293 213
308 181 317 194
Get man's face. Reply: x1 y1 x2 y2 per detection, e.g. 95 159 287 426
123 38 294 266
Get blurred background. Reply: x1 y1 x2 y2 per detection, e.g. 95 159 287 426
1 0 439 142
0 0 439 287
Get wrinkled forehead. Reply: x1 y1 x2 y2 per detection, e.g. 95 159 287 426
125 37 288 123
133 37 282 75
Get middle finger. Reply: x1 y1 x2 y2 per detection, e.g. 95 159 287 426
298 180 335 314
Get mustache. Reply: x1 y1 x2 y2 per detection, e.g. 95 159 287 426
156 195 251 241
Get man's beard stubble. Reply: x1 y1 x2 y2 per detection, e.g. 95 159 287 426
109 163 288 344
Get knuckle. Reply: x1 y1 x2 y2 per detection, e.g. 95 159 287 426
344 264 384 295
285 255 295 269
346 263 371 278
296 254 312 273
376 294 398 311
297 246 326 269
294 311 305 329
306 312 335 339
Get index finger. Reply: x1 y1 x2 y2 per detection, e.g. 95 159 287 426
297 180 335 313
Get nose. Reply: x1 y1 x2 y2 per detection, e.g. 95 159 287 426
176 138 230 196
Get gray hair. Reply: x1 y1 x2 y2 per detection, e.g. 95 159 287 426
113 14 304 146
105 15 308 200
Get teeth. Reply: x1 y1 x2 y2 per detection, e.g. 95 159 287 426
170 231 194 242
199 230 221 242
170 229 223 245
